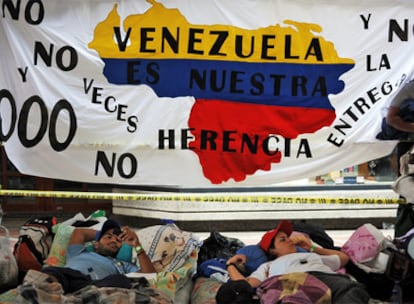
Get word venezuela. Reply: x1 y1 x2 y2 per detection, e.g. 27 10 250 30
89 0 355 184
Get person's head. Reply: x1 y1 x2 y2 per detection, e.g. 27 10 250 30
259 220 297 259
94 219 122 257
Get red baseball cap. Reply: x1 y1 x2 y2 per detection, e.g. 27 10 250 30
259 220 293 252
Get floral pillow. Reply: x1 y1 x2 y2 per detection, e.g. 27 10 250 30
44 224 75 267
137 224 201 272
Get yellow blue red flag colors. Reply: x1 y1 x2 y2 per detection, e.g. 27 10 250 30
0 0 411 187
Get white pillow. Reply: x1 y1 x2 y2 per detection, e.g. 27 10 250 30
137 224 201 272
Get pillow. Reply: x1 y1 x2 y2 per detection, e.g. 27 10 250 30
153 249 198 301
236 245 267 274
137 224 201 272
45 224 75 267
341 223 385 263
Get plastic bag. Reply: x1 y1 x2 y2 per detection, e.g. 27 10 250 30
0 225 18 288
197 231 245 266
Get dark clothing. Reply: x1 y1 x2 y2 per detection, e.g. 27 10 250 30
310 271 370 304
216 280 259 304
42 266 131 294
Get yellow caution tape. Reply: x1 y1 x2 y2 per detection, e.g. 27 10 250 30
0 189 404 204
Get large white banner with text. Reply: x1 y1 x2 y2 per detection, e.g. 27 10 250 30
1 0 412 187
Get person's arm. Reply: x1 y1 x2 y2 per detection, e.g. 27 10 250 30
293 235 349 267
387 106 414 132
226 254 247 281
134 245 156 273
119 226 156 273
225 254 262 288
69 227 97 245
312 246 349 268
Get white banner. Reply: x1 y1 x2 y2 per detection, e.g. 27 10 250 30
1 0 412 187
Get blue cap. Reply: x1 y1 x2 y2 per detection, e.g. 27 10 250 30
95 219 121 241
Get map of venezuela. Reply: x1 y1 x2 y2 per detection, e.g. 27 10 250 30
89 0 355 184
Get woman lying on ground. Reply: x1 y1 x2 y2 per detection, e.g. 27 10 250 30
223 220 370 304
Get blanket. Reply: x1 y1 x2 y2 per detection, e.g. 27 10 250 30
0 249 197 303
15 284 172 304
256 272 331 304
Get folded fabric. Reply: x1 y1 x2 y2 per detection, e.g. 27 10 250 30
199 258 228 277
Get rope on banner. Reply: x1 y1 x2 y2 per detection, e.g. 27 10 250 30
0 189 404 205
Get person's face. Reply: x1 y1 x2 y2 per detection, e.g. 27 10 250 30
94 228 122 257
268 231 297 257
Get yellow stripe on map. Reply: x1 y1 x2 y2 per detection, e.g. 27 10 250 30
0 189 404 204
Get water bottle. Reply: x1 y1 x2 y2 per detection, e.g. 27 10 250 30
390 282 402 304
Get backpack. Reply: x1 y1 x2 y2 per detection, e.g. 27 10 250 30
216 279 259 304
13 216 57 281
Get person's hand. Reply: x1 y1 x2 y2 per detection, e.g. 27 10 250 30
226 254 247 265
290 234 312 251
119 226 140 246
